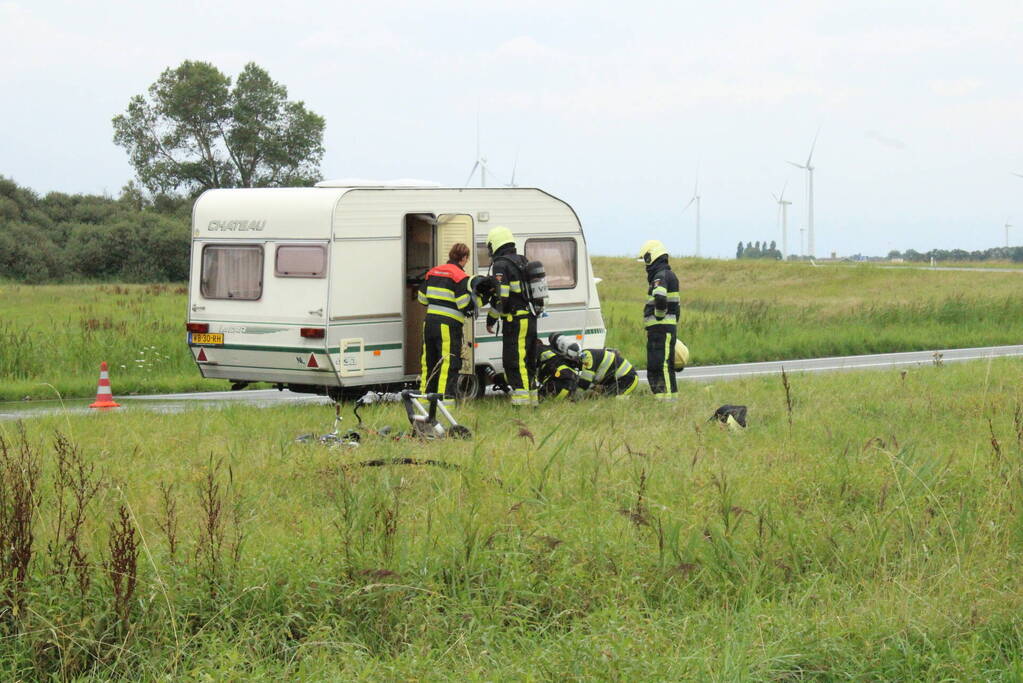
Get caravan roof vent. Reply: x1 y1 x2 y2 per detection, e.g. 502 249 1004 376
314 178 442 188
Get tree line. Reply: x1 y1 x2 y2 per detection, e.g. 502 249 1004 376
0 177 191 283
886 247 1023 263
736 241 783 260
1 60 325 284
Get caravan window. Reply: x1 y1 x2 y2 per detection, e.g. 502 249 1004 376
201 245 263 300
275 245 326 278
475 242 492 269
525 238 577 289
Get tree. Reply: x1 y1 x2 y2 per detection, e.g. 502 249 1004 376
113 61 325 195
736 241 744 259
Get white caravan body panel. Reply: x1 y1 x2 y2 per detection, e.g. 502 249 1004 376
187 187 605 394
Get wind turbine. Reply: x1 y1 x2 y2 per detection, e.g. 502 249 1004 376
1013 172 1023 178
464 114 490 187
772 182 792 259
505 152 519 188
682 168 701 257
788 128 820 257
1006 219 1012 248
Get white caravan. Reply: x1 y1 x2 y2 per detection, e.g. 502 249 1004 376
186 181 606 400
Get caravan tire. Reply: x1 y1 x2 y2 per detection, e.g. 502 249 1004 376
455 370 483 401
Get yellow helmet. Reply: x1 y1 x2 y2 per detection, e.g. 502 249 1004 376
637 239 668 264
486 226 515 254
674 339 690 368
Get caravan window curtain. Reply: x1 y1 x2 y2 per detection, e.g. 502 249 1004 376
201 245 264 300
524 238 577 289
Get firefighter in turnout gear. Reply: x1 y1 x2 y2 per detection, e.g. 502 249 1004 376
485 226 539 406
638 240 680 400
418 243 473 397
536 339 579 400
550 333 638 398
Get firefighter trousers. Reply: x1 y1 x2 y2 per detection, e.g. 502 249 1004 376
601 369 639 397
502 314 538 406
646 326 677 400
420 317 463 397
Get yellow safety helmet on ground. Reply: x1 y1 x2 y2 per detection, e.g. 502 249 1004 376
637 239 668 264
486 226 515 255
674 339 690 368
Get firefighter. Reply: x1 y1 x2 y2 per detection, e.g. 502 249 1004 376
638 240 680 400
536 339 579 399
550 333 638 397
484 226 538 406
418 242 473 397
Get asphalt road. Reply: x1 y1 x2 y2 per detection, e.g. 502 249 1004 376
3 344 1023 421
640 344 1023 382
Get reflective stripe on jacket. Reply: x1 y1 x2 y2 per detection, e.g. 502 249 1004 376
418 261 471 322
642 258 680 329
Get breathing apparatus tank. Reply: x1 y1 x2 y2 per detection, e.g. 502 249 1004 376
524 260 549 315
549 332 580 362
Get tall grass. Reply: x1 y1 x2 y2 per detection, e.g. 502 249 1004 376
0 283 211 400
1 359 1022 678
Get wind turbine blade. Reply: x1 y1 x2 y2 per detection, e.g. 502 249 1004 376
1014 172 1023 178
772 193 779 202
779 180 788 201
787 161 807 170
682 196 696 212
807 125 821 166
509 152 518 187
464 160 479 186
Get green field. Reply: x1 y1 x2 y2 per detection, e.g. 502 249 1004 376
1 359 1022 679
4 259 1023 400
598 257 1023 369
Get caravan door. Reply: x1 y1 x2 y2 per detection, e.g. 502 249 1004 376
436 214 475 376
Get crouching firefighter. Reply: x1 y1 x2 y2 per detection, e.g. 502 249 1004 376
638 240 680 400
536 338 579 400
418 242 473 398
485 226 540 406
550 333 639 397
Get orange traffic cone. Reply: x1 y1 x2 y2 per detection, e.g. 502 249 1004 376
89 361 121 409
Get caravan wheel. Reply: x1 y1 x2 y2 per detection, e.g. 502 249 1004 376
455 371 482 401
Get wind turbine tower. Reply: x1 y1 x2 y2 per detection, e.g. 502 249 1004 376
788 129 820 257
1006 220 1012 248
464 114 490 187
683 169 701 257
773 183 792 259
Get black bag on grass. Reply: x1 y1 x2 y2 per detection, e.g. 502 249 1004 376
710 405 747 428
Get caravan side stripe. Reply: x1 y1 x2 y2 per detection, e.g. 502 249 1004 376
188 342 403 353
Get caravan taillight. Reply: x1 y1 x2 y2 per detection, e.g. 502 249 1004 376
186 322 209 333
300 327 325 339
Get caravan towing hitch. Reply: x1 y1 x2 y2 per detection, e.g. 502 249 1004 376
400 390 472 439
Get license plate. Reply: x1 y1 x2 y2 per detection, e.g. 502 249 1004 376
190 332 224 345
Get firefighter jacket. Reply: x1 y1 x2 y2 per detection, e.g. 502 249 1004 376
486 244 532 324
417 261 472 323
537 343 578 399
577 348 634 391
643 255 680 329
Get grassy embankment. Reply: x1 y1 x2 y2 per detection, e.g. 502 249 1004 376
596 257 1023 368
4 259 1023 400
1 359 1022 678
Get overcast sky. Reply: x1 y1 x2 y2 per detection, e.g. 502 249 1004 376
2 0 1021 257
